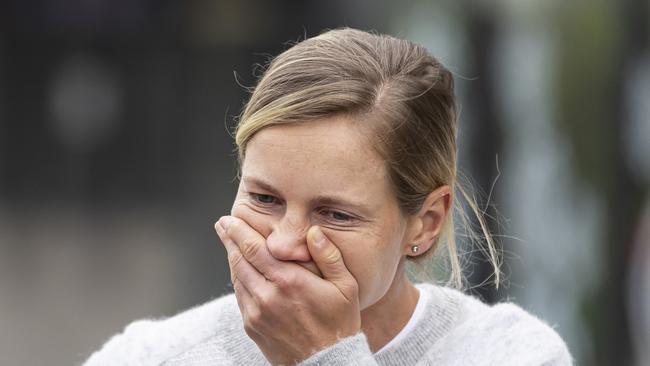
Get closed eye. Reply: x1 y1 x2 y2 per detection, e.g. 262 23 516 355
319 209 357 224
249 192 281 206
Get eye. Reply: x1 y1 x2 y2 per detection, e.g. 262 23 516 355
249 193 280 206
320 209 357 224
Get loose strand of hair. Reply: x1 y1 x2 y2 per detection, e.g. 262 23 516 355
454 177 503 291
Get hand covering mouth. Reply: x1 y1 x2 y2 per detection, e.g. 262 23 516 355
295 260 323 278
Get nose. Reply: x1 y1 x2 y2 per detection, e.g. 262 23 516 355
266 214 312 262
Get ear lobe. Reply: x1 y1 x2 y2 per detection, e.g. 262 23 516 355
406 185 452 256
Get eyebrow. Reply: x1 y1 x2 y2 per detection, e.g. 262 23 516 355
242 176 373 214
243 177 282 197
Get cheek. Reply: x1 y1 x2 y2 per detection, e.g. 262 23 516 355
230 200 275 238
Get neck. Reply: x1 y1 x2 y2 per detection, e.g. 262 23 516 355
360 260 420 353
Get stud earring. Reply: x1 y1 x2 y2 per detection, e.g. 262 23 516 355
411 245 420 254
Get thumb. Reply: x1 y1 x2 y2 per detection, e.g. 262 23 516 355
307 226 356 290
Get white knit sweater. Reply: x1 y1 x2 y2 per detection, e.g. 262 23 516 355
82 283 574 365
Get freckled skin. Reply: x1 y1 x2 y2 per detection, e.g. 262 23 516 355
230 115 410 311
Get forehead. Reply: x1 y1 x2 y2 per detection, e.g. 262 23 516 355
242 115 390 201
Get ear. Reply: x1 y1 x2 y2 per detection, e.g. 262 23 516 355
404 185 452 257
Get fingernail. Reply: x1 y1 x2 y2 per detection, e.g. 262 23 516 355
220 216 233 230
312 226 325 246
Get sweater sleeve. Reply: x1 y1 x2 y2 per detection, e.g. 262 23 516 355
297 332 378 366
81 294 241 366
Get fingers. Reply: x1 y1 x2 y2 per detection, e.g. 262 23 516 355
216 218 273 335
232 274 252 313
215 220 268 291
231 266 263 341
217 216 281 279
306 226 358 302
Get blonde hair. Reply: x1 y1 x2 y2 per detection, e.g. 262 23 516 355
233 27 502 291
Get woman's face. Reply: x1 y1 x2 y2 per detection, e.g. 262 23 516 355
231 114 414 310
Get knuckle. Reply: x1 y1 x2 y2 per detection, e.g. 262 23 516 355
243 324 256 339
243 318 258 337
228 251 245 270
255 289 277 311
274 271 299 290
240 237 261 260
242 302 263 331
246 310 264 329
322 247 341 265
228 218 244 237
256 293 271 310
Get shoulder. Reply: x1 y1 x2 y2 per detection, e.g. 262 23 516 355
82 292 249 366
465 301 573 365
420 284 574 365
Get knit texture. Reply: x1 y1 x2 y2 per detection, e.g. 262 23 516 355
81 283 574 365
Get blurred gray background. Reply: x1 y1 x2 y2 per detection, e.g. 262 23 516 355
0 1 648 365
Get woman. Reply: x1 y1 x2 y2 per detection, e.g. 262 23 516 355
84 28 573 365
